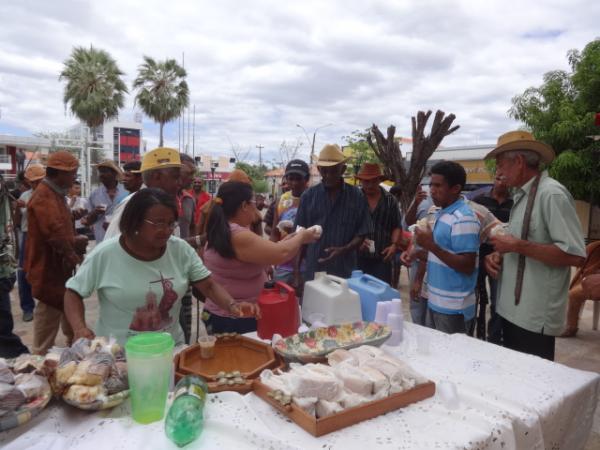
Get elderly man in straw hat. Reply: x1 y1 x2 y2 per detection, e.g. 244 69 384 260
294 144 373 282
25 151 89 354
14 164 46 323
484 131 586 360
356 162 403 285
104 147 183 240
86 160 128 243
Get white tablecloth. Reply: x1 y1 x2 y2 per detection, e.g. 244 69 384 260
2 323 598 450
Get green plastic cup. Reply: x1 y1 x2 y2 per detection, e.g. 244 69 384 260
125 332 175 424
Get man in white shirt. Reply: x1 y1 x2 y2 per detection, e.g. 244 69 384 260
105 147 182 240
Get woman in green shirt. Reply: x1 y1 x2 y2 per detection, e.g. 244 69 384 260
64 188 258 345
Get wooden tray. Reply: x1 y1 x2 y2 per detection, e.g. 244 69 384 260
174 335 284 393
253 379 436 437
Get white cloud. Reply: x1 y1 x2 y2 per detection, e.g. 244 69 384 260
0 0 599 163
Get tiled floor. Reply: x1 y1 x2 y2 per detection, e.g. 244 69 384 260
8 272 600 448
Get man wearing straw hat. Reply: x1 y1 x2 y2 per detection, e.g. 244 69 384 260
356 162 403 285
484 131 586 360
295 144 372 281
86 160 128 242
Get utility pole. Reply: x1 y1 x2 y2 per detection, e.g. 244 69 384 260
192 104 196 159
256 144 264 168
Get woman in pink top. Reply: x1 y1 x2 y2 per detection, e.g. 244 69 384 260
203 181 319 333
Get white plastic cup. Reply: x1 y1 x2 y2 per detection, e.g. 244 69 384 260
437 380 460 410
386 329 402 346
387 313 404 330
389 298 402 315
374 302 389 324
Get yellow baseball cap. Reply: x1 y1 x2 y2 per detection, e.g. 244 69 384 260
137 147 182 173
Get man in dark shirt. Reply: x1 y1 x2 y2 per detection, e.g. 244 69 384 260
356 163 402 285
295 144 372 281
472 177 513 344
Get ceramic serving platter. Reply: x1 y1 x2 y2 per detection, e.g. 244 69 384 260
273 321 391 363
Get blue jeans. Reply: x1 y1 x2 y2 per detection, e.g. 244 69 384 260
18 232 34 314
0 276 29 357
410 297 429 326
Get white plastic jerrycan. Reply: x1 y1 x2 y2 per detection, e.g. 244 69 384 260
301 272 363 326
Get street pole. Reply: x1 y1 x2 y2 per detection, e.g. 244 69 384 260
192 104 195 159
256 144 264 167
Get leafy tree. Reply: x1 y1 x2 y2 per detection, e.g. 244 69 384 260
60 45 127 181
509 39 600 202
342 129 380 178
60 46 127 166
133 56 189 147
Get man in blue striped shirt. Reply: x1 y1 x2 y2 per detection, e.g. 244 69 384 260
415 161 480 334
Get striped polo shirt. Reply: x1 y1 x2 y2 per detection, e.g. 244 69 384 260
427 198 480 319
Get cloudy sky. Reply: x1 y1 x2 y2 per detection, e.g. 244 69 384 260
0 0 598 164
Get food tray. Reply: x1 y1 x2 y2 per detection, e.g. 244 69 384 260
273 321 391 363
0 383 52 432
174 334 284 393
253 379 435 437
63 389 130 411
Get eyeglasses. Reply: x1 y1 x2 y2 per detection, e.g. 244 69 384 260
144 219 178 231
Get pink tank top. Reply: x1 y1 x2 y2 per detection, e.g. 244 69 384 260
203 222 267 317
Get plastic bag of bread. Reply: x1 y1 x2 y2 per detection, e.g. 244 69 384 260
14 373 50 399
0 383 26 416
67 352 114 386
105 361 128 395
63 384 106 404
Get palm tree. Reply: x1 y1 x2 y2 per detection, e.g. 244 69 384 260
60 46 128 142
133 56 189 147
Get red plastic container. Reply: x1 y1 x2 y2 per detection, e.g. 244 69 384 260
257 281 299 340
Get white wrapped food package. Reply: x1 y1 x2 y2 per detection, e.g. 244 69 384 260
315 399 343 418
360 366 390 398
287 364 341 401
326 349 358 367
333 362 373 397
292 396 318 416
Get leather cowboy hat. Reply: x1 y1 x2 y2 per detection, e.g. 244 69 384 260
356 162 385 181
24 164 45 182
485 130 555 165
94 159 124 179
317 144 349 167
46 151 79 171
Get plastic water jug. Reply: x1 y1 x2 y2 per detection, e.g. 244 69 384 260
347 270 400 321
257 281 299 340
301 272 362 326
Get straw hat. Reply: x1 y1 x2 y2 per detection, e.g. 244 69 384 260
46 151 79 171
317 144 348 167
94 160 124 178
24 164 45 182
484 130 555 165
356 162 385 181
138 147 182 173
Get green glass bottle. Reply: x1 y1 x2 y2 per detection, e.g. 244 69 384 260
164 375 209 447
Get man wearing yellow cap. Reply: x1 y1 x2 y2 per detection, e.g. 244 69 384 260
295 144 373 281
484 131 586 360
105 147 182 240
